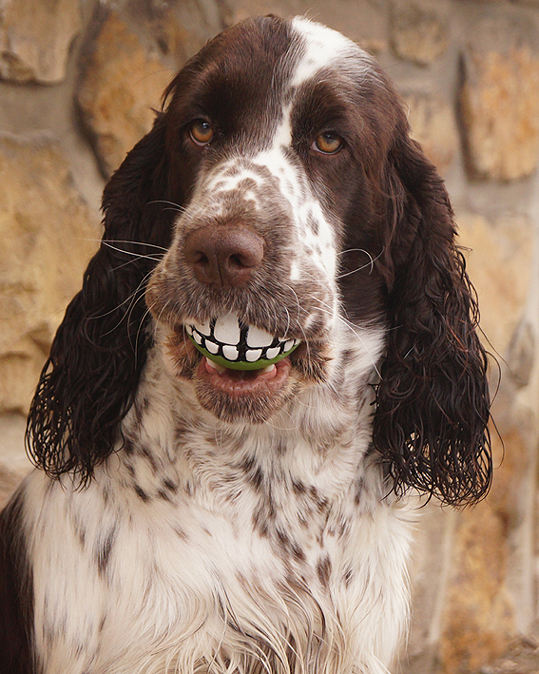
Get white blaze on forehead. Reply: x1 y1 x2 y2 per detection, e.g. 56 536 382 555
290 17 358 87
267 18 359 152
272 102 293 149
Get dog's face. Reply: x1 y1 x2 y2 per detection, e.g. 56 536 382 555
146 17 397 423
28 16 491 504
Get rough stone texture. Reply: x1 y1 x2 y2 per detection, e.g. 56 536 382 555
405 93 459 174
0 135 99 414
508 321 536 389
137 0 224 63
468 629 539 674
223 0 388 53
438 500 515 673
0 414 30 508
461 46 539 181
437 382 534 674
456 213 534 356
77 11 174 177
390 0 450 65
402 506 456 674
0 0 81 84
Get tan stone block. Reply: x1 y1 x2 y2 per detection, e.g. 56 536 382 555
507 320 535 389
461 46 539 181
143 0 223 63
405 93 458 174
439 502 515 674
437 410 531 674
0 0 81 83
224 0 387 52
0 414 31 508
390 0 450 65
0 135 100 413
403 505 456 673
457 213 534 356
77 12 173 177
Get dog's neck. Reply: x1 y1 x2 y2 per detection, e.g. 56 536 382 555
111 334 387 514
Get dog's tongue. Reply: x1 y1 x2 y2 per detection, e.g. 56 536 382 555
186 313 299 370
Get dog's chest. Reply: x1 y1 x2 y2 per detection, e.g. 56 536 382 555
26 406 411 673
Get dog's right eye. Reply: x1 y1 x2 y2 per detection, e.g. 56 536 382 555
189 120 213 146
313 132 344 155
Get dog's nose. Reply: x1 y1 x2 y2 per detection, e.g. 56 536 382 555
184 226 265 287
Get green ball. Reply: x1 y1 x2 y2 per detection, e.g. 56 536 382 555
189 335 299 371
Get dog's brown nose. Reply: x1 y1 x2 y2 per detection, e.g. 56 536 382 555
184 226 265 287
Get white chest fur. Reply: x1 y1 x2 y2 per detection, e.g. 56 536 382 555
21 358 413 674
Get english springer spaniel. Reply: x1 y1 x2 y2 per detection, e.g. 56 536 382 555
0 15 491 674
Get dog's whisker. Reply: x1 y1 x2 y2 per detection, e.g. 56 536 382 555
337 248 384 278
146 199 189 214
101 240 166 260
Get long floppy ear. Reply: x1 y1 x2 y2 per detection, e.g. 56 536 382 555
26 114 174 483
373 123 492 506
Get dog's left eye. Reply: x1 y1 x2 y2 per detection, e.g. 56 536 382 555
189 119 213 146
313 132 344 155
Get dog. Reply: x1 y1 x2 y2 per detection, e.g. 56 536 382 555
0 15 492 674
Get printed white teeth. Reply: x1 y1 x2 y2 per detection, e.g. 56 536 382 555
187 314 300 365
246 324 275 348
245 349 263 362
192 319 211 336
205 340 219 355
222 345 239 361
214 314 241 344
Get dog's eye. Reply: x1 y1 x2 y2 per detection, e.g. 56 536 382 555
313 132 344 155
189 120 213 146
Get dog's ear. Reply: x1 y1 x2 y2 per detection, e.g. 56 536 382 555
26 114 174 483
373 121 492 506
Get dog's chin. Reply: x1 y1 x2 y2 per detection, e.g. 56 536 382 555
195 357 297 423
163 331 298 423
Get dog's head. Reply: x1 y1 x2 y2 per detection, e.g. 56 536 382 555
27 16 491 504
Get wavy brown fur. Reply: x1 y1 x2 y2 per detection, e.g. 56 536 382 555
26 117 173 484
373 128 492 505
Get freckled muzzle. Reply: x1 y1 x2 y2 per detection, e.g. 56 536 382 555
186 313 300 370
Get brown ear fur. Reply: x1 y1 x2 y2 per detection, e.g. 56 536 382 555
26 116 175 483
373 126 492 505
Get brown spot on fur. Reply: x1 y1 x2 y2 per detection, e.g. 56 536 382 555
96 526 117 575
309 486 329 513
354 478 364 505
134 485 150 502
292 479 306 495
173 526 189 542
343 567 354 588
162 478 178 493
139 445 158 474
317 555 332 587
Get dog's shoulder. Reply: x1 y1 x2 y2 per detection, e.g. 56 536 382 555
0 488 34 674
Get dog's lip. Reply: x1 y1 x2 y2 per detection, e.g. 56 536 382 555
197 354 292 397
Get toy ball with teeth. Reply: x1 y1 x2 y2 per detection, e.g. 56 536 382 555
185 314 300 371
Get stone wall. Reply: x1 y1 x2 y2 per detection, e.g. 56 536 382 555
0 1 538 672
